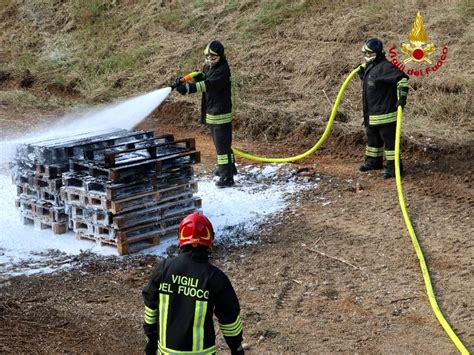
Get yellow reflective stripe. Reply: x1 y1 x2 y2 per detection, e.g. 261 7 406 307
366 146 384 153
145 305 157 315
159 293 170 348
365 146 384 157
385 150 396 160
158 343 216 354
196 81 206 93
219 315 241 329
144 305 157 324
362 44 373 53
217 154 229 164
369 111 397 125
204 44 219 56
397 78 409 88
219 315 243 337
205 112 233 124
192 301 208 351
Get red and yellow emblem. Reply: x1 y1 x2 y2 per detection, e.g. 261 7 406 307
401 11 436 64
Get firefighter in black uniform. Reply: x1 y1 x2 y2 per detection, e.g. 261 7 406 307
142 212 244 355
357 38 409 179
176 40 236 188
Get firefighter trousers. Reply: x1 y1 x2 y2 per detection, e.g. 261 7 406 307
210 122 236 179
365 122 399 168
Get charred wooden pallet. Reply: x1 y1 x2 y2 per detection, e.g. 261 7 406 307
110 196 201 229
21 215 68 234
81 134 176 166
70 150 200 182
70 130 155 161
68 205 111 226
62 179 197 215
32 176 63 192
12 128 202 255
16 129 154 164
62 172 158 199
72 220 115 240
16 184 39 198
12 171 35 186
17 187 62 205
17 198 68 223
35 163 68 178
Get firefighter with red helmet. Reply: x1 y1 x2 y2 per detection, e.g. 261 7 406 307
358 38 410 178
175 40 236 188
142 212 244 355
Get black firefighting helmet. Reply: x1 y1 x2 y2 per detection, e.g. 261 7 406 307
362 38 384 56
204 40 224 57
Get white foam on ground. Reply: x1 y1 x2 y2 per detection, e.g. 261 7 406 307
0 164 310 277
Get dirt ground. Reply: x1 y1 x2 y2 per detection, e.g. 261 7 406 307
0 108 473 354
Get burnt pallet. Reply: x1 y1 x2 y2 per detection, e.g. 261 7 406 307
62 172 158 199
74 229 160 256
17 186 63 205
71 130 156 160
12 171 35 186
70 150 200 182
18 129 154 164
82 134 176 166
68 205 111 226
102 137 196 168
21 215 68 234
75 231 126 248
32 176 63 192
60 187 87 205
111 197 201 229
35 163 68 178
19 200 68 223
71 219 115 240
16 185 40 199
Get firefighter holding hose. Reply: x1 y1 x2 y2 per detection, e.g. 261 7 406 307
174 40 236 188
358 38 409 179
142 212 244 355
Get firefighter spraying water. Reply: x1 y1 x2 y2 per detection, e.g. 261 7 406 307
171 40 237 188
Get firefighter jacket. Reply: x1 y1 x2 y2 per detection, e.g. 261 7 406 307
188 57 233 125
359 57 409 127
143 249 243 354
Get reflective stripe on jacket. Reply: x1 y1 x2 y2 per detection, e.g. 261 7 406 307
360 57 409 126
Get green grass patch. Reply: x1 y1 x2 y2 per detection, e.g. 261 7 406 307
238 0 313 39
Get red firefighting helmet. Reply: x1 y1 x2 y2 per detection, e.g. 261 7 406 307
178 212 214 249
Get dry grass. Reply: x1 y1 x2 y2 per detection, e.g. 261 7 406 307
0 0 472 144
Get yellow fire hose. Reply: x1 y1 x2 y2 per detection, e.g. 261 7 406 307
395 106 469 354
231 67 361 162
233 68 469 353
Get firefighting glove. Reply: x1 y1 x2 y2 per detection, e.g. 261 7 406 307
170 75 182 90
176 83 189 95
192 72 206 82
397 95 407 109
356 63 366 79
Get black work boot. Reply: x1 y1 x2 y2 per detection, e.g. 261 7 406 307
359 157 383 172
383 161 403 179
215 176 235 188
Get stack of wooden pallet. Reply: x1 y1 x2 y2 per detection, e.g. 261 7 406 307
11 128 201 255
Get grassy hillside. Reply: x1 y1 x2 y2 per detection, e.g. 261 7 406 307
1 0 473 144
